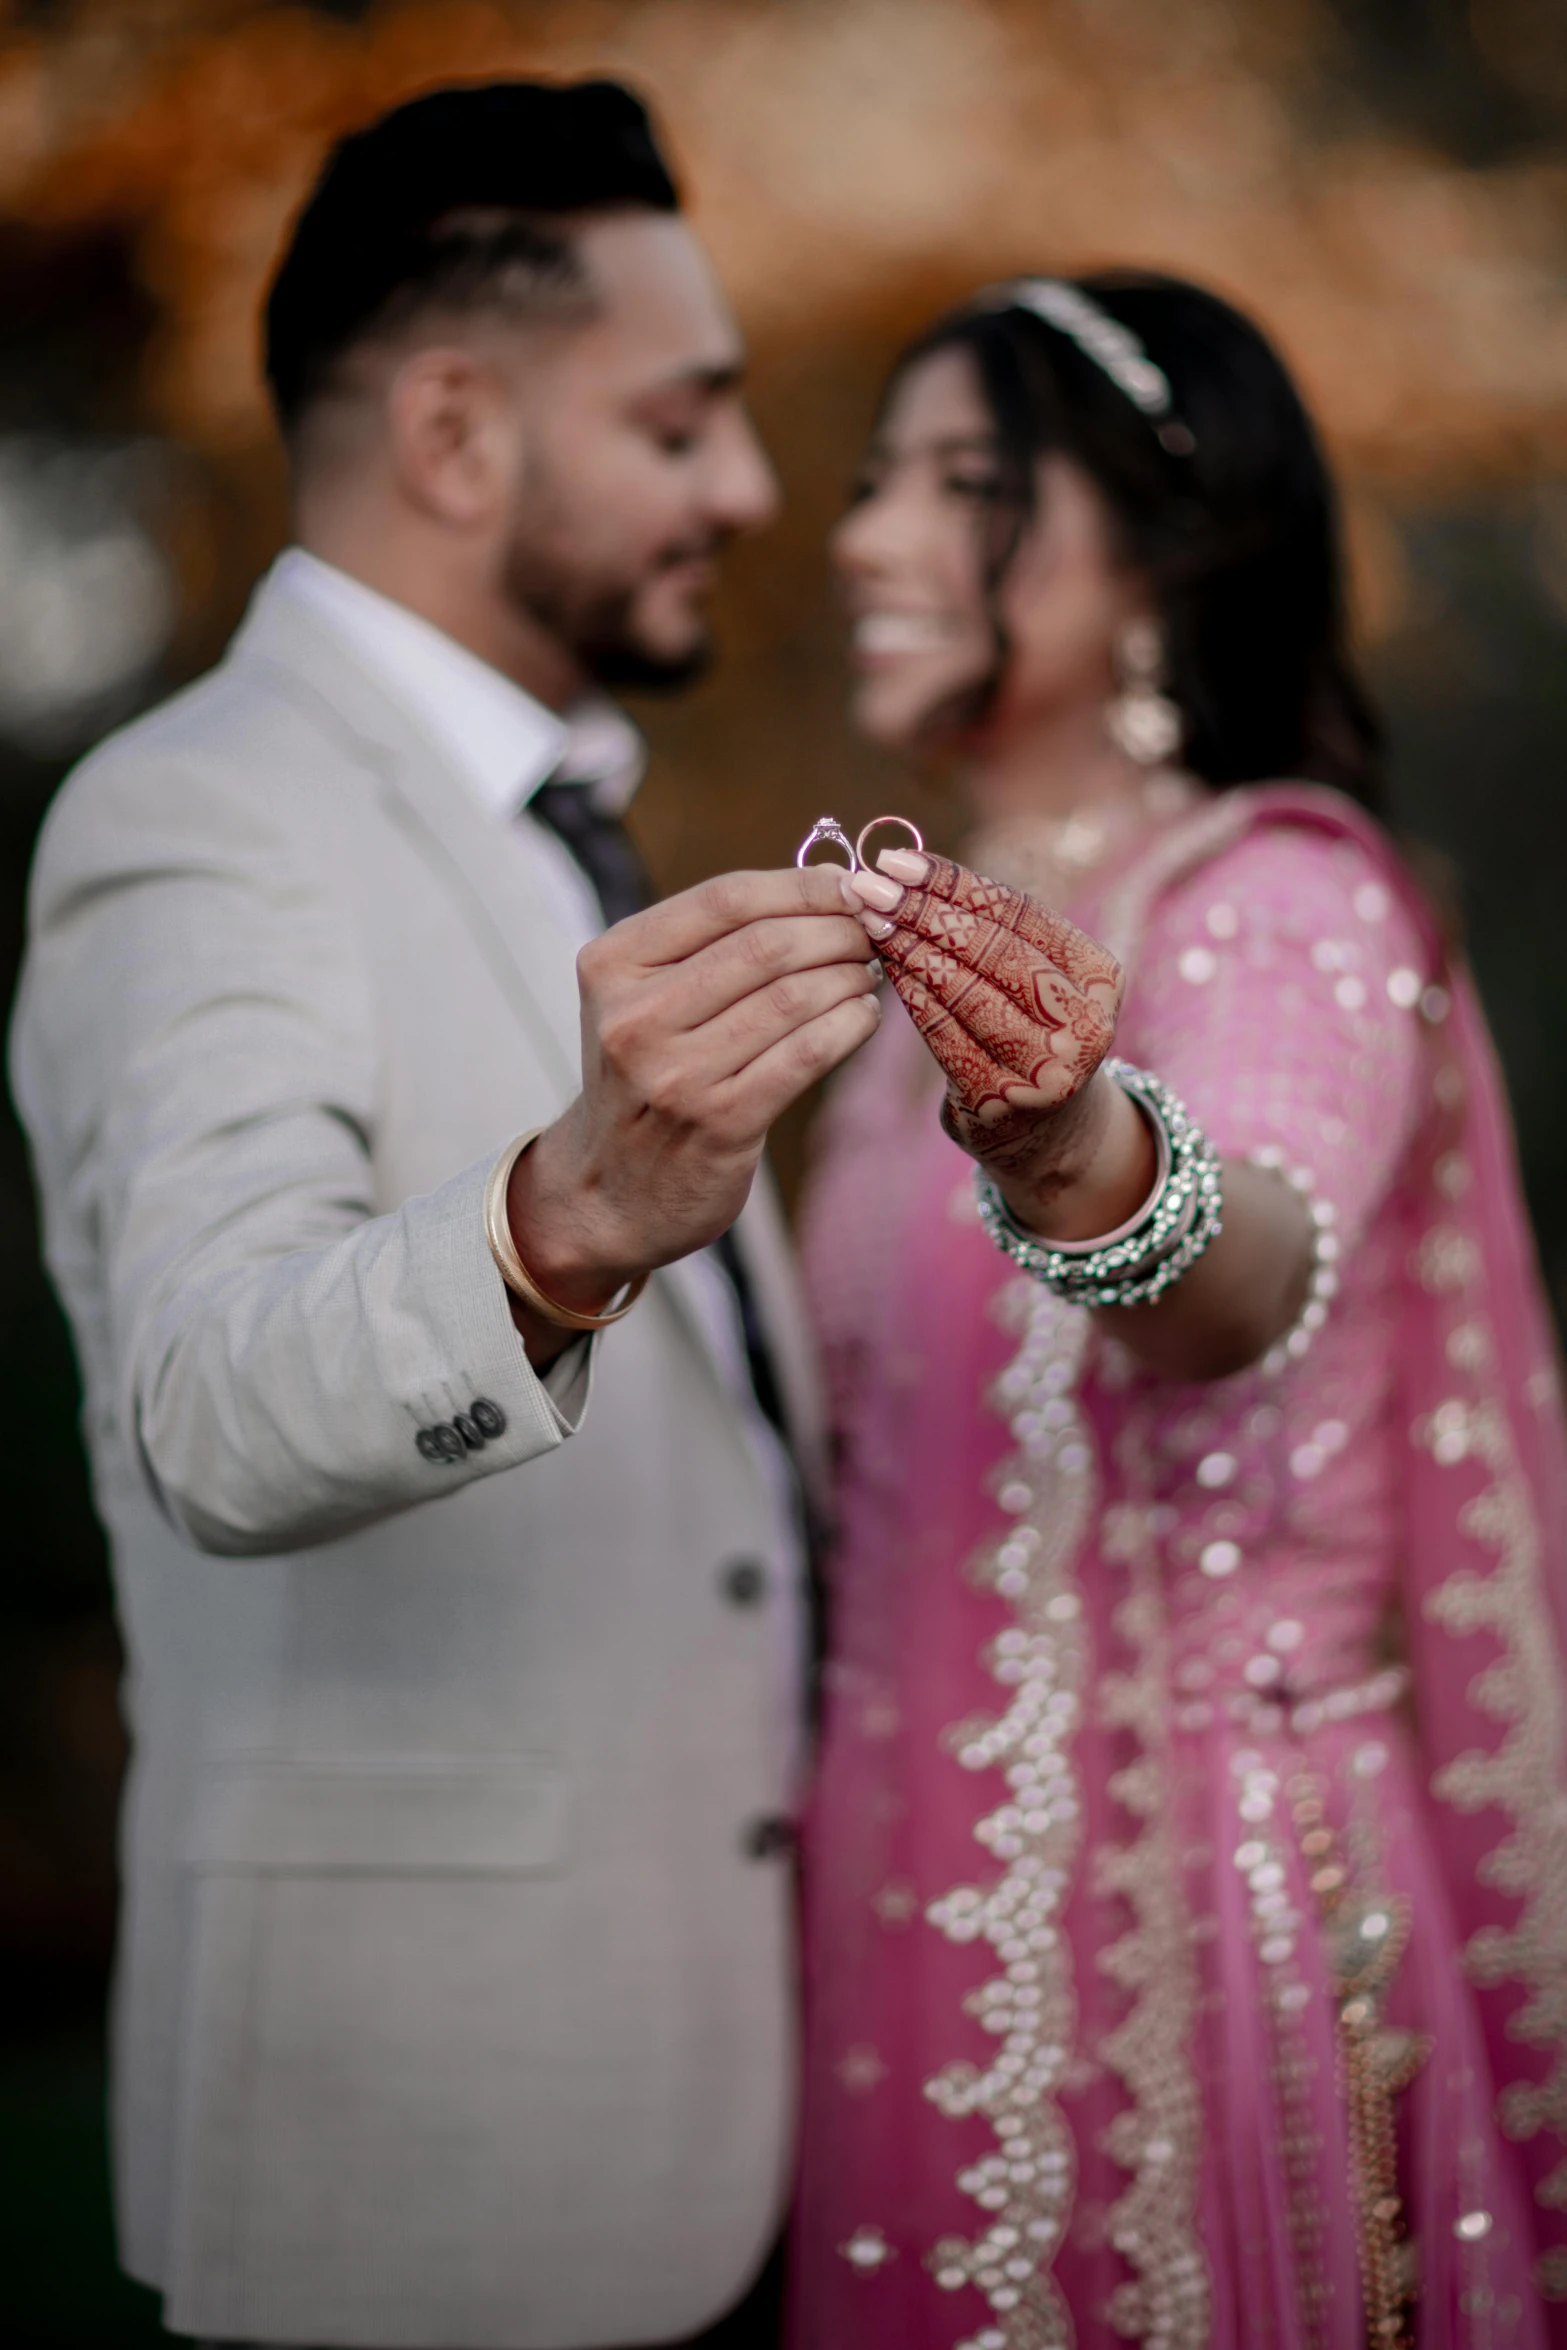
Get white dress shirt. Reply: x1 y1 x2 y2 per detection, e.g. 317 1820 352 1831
267 550 808 1757
273 546 646 948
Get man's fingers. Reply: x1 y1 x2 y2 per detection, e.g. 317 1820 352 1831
718 990 882 1134
600 866 863 972
592 912 875 1081
676 909 875 1023
664 958 881 1098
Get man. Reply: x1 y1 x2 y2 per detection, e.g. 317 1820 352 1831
10 80 879 2350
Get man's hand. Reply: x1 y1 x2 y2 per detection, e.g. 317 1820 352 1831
506 866 879 1359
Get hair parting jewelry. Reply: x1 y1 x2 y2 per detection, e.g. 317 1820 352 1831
973 1060 1223 1307
795 814 925 874
483 1130 647 1332
973 277 1198 457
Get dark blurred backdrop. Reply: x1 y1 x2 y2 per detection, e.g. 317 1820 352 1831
0 2 1565 2341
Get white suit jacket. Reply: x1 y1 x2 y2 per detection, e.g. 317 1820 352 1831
9 578 825 2348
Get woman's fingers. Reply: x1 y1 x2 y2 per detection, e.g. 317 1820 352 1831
882 955 1033 1124
881 932 1112 1112
851 848 1121 1110
876 848 1123 1013
882 911 1115 1042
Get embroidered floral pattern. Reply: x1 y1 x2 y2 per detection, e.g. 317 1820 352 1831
1420 1304 1567 2262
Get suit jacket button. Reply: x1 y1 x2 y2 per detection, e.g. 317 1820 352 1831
721 1557 768 1608
470 1397 507 1439
742 1814 795 1861
416 1422 464 1464
452 1413 484 1452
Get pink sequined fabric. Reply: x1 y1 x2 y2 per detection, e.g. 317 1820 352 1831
789 788 1567 2349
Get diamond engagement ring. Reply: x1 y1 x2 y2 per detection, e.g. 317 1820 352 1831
795 816 858 871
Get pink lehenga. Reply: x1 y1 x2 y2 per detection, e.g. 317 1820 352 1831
789 785 1567 2350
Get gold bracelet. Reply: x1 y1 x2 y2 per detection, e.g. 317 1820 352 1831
483 1129 648 1332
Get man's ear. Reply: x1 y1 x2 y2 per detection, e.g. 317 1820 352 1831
385 346 513 529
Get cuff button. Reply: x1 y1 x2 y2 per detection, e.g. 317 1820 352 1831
470 1397 507 1439
452 1413 484 1452
415 1422 464 1464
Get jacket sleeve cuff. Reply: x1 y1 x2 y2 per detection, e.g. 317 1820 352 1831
133 1152 602 1556
396 1152 600 1470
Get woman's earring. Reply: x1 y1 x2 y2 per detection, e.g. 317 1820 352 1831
1105 617 1183 767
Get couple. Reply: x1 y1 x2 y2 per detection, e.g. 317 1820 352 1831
11 72 1567 2350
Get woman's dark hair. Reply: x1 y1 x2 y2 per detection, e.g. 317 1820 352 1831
891 271 1383 809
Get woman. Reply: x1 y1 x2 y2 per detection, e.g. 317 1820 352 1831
790 273 1567 2349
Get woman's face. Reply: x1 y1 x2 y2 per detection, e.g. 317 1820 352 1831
832 344 1146 755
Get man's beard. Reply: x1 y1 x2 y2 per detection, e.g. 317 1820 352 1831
573 592 714 695
503 538 716 696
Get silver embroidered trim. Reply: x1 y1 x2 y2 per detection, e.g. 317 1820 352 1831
1090 1465 1214 2348
1419 1339 1567 2222
924 1281 1095 2349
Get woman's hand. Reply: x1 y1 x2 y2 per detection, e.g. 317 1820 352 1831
850 847 1149 1232
852 843 1313 1378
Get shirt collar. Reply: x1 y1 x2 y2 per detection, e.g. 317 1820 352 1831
268 548 646 819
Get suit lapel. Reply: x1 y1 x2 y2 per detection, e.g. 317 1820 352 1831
230 582 585 1093
225 582 767 1405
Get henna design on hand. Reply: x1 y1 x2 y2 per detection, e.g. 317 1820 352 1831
875 853 1123 1166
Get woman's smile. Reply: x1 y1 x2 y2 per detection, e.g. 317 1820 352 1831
848 608 968 665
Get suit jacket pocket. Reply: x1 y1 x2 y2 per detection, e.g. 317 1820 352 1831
184 1753 567 1874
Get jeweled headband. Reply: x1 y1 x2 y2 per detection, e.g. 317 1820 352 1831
973 276 1197 457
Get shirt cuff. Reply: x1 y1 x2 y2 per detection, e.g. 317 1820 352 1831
537 1331 595 1434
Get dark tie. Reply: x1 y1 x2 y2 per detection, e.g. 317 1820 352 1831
526 781 790 1443
529 778 653 930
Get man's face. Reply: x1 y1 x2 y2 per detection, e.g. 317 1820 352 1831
497 212 780 690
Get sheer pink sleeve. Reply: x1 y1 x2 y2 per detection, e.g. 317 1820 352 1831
1115 824 1430 1251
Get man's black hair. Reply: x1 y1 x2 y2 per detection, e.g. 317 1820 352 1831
264 78 680 431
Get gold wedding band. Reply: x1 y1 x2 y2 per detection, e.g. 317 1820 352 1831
854 814 925 872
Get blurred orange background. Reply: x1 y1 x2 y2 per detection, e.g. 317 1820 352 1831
0 6 1564 2341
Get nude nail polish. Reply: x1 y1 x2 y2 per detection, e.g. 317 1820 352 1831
850 870 904 911
877 847 930 884
858 912 895 940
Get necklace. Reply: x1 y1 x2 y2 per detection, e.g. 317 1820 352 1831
965 767 1197 908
